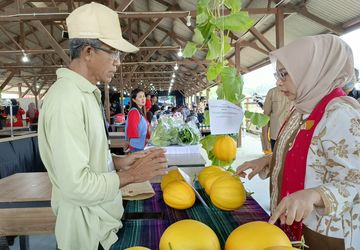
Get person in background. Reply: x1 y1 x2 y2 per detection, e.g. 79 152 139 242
342 68 360 101
5 99 25 127
149 95 160 114
236 34 360 250
125 88 150 153
197 97 206 123
181 105 190 121
124 104 130 115
110 99 121 116
262 86 293 152
0 104 5 129
145 94 152 112
38 3 167 250
26 102 39 124
146 111 153 123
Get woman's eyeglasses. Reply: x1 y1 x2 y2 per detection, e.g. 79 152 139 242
273 69 288 81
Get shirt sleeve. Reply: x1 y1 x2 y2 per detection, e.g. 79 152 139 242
43 95 119 206
126 109 140 138
311 102 360 216
263 89 273 116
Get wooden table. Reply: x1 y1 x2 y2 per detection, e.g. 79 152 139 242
0 173 54 250
109 132 127 149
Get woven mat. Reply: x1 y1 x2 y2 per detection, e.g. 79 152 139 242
111 182 269 249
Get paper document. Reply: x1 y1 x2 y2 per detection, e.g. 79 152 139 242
178 168 208 208
208 99 243 135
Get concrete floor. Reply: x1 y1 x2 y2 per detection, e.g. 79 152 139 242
9 133 270 250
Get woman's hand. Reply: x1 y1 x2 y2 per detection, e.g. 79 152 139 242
269 188 324 225
235 155 271 180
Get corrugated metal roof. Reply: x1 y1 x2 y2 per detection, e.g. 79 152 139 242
0 0 360 95
306 0 360 25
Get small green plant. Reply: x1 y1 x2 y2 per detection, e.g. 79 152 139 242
184 0 269 166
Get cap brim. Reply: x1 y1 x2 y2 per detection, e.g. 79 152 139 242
100 38 139 53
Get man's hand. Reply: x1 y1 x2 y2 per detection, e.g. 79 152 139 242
118 148 168 187
268 188 324 225
113 147 163 171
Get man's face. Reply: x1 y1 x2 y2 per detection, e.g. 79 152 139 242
86 43 121 84
151 96 157 103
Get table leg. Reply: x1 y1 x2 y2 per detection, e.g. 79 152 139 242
19 236 29 250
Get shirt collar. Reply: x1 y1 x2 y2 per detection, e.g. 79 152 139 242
56 68 102 103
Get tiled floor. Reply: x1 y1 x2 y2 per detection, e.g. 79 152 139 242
9 133 270 250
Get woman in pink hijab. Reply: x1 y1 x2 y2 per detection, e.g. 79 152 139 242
236 34 360 250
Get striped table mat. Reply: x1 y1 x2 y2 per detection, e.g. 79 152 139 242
112 183 270 249
111 219 169 250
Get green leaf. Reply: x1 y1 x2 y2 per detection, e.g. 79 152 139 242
203 110 210 126
214 12 254 32
206 33 222 60
196 12 209 27
224 0 242 13
192 28 205 45
197 0 210 9
216 84 224 99
200 134 217 154
219 66 244 105
183 42 197 58
198 21 215 43
207 62 223 81
222 35 232 55
244 111 270 127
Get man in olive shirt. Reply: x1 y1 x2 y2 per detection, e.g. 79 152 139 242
262 86 293 151
38 3 167 250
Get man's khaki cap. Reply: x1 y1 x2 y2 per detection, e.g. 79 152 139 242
66 2 138 53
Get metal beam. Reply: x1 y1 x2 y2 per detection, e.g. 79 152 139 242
116 0 134 11
30 20 70 64
0 8 287 22
0 71 16 90
249 27 276 52
134 18 163 47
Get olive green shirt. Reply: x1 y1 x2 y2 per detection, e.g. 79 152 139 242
263 86 293 140
38 68 123 250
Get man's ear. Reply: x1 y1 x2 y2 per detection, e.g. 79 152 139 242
81 46 93 61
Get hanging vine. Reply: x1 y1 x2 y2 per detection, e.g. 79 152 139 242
183 0 270 166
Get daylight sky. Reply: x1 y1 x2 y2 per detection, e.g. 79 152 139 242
243 28 360 96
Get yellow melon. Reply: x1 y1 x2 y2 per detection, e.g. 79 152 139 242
159 219 220 250
225 221 292 250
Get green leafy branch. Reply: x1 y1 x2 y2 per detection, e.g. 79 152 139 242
187 0 269 166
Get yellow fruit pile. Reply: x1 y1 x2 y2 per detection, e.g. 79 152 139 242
198 166 246 211
161 169 195 210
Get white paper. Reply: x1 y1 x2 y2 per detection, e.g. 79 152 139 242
163 145 201 155
178 168 208 208
208 99 243 135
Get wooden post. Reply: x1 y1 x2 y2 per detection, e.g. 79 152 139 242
18 83 22 97
34 94 38 110
276 7 284 49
